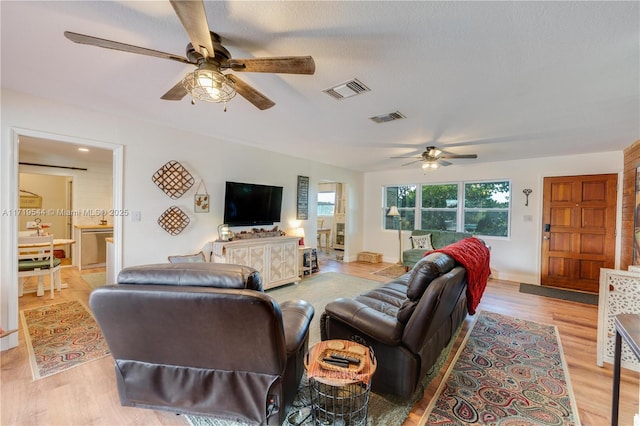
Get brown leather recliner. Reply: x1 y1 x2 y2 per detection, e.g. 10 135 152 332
89 263 314 425
321 252 468 400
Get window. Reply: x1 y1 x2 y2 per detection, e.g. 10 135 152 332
384 185 416 230
421 183 458 231
383 180 511 237
463 181 510 237
317 191 335 216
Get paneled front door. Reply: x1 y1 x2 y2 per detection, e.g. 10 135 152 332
541 174 617 293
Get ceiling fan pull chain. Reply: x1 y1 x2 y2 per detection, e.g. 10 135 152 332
223 102 227 112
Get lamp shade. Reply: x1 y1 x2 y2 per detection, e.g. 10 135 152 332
387 206 400 217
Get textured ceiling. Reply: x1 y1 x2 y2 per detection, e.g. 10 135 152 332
2 1 638 172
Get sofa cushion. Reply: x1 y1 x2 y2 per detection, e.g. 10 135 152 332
167 251 206 263
406 252 455 300
411 234 433 250
403 229 473 269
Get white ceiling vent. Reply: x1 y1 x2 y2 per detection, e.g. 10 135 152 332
323 78 370 100
369 111 406 124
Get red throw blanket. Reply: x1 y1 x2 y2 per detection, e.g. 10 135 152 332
425 237 491 315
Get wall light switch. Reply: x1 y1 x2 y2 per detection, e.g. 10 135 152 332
132 211 141 222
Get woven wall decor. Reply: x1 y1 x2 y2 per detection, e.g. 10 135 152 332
152 161 195 199
157 206 190 235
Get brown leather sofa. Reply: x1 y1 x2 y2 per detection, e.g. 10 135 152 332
89 263 314 425
320 252 467 400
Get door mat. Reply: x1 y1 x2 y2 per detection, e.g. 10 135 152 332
20 300 110 380
519 282 597 305
371 264 407 279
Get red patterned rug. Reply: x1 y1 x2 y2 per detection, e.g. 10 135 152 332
422 311 580 425
20 300 110 380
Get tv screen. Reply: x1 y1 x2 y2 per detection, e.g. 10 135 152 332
223 181 283 226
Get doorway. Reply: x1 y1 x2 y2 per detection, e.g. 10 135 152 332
540 173 617 293
317 182 346 262
1 127 123 351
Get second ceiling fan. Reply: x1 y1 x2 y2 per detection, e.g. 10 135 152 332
391 146 478 170
64 0 315 110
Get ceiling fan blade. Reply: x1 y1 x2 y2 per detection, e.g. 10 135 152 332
226 57 315 75
161 81 188 101
226 75 275 110
170 0 214 58
390 156 421 159
401 160 421 167
439 154 478 159
64 31 191 64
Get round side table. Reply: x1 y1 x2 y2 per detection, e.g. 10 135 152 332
304 339 377 426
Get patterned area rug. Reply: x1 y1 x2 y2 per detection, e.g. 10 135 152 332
81 271 107 289
371 264 407 279
423 311 580 425
20 300 111 380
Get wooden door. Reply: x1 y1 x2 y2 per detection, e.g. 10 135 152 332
541 174 617 293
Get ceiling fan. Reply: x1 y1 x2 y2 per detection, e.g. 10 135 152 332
391 146 478 170
64 0 315 110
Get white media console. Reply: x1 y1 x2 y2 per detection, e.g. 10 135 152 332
207 235 301 290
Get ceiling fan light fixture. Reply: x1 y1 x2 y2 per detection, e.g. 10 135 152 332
422 161 439 171
182 67 236 103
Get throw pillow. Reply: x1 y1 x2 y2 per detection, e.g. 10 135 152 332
167 251 206 263
412 234 434 250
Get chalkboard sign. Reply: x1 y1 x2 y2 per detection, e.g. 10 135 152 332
297 175 309 220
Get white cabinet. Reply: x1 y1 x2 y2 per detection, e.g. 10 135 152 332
597 268 640 372
74 225 113 270
210 236 300 290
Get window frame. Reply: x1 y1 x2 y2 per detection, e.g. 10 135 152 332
317 190 336 217
383 184 417 231
383 179 511 238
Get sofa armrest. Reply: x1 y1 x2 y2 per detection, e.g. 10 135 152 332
280 300 314 355
324 298 404 346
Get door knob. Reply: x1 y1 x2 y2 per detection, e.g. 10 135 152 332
543 236 550 240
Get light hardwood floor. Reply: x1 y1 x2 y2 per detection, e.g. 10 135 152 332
2 260 638 425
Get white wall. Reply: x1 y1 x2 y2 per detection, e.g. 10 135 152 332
0 89 364 349
363 151 623 283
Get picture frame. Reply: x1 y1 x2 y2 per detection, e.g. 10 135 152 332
194 193 209 213
297 175 309 220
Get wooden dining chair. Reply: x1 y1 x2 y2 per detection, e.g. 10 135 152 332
18 235 62 299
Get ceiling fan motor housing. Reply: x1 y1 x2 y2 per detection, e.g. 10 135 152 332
186 32 231 65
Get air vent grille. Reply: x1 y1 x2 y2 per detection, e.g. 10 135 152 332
323 78 370 100
369 111 406 124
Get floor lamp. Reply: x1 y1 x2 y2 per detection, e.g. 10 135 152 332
387 206 402 265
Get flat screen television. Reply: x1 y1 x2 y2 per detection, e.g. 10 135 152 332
223 181 283 226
